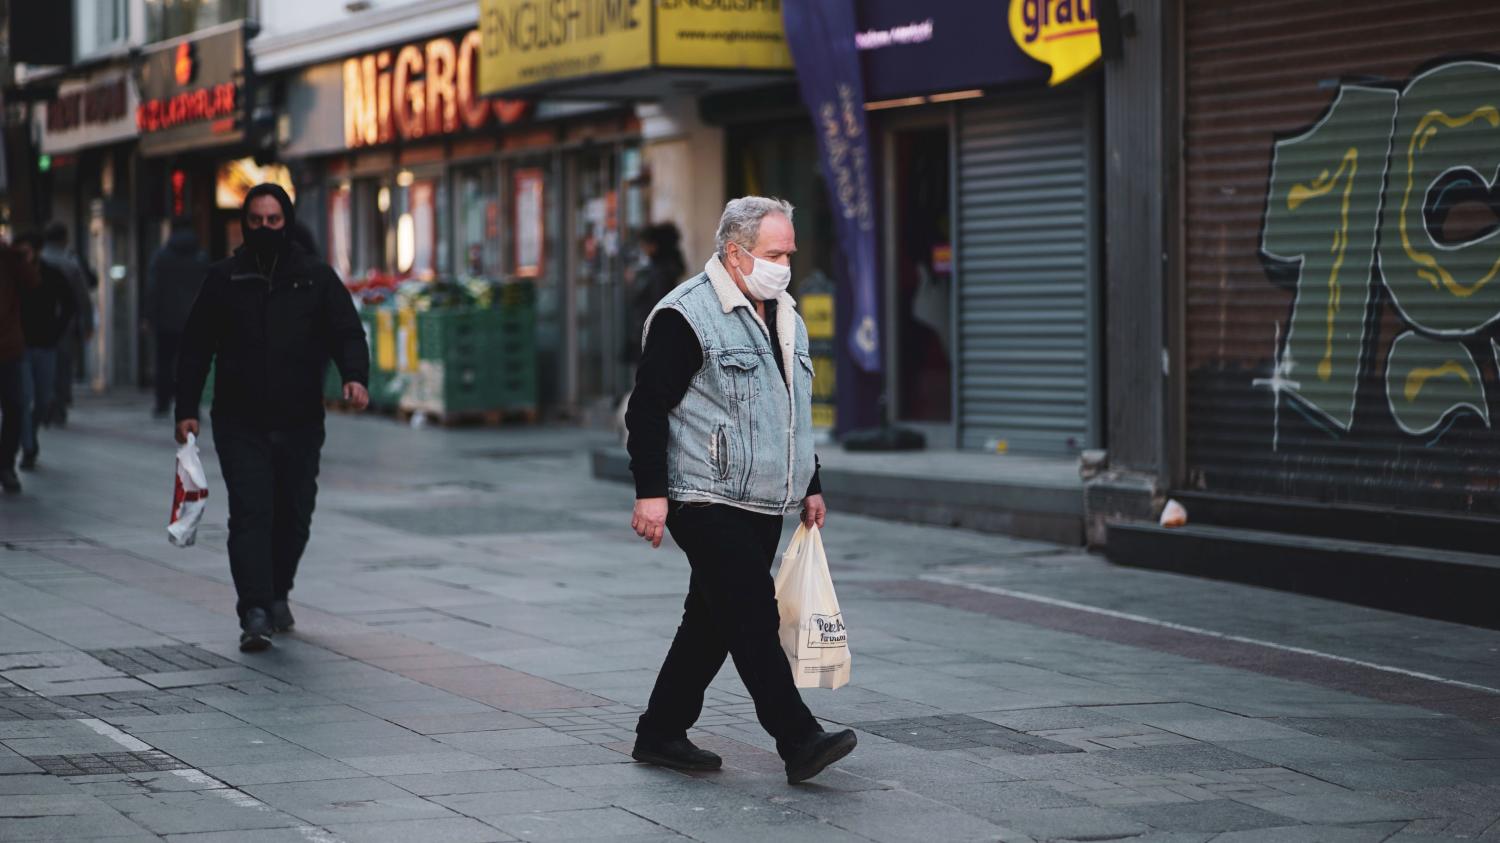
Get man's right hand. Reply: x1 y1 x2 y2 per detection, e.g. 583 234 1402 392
175 418 199 444
632 497 669 549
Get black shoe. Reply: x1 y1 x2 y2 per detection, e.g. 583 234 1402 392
631 736 722 771
239 608 273 653
18 449 37 471
785 729 857 784
0 470 20 494
271 600 295 633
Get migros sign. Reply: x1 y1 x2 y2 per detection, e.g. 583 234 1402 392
344 29 529 149
1008 0 1101 86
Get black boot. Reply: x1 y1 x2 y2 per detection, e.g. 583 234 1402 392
0 469 20 493
271 600 295 633
631 736 722 771
239 608 273 653
785 729 857 784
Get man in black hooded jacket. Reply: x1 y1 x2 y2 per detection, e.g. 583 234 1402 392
174 184 370 652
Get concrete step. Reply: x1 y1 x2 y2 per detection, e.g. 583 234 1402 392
1106 521 1500 630
591 446 1084 545
1168 490 1500 557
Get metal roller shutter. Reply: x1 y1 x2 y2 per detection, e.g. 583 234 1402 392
1184 0 1500 514
957 92 1096 455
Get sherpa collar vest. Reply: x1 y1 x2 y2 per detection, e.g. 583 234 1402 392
643 255 816 515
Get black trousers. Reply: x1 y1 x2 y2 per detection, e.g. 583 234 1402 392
155 331 181 413
0 358 22 468
212 417 324 622
637 503 820 759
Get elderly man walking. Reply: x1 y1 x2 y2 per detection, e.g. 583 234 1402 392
626 196 857 784
175 184 369 652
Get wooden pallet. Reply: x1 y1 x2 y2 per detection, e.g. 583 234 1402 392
396 406 539 427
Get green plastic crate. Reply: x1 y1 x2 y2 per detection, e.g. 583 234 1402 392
402 300 538 417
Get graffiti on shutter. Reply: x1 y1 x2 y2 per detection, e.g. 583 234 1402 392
1258 60 1500 448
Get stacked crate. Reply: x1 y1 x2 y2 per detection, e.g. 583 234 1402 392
400 282 537 419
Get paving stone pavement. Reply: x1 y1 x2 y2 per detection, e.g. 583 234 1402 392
1 396 1498 841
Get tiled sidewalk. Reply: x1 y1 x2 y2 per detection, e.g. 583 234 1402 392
1 398 1498 841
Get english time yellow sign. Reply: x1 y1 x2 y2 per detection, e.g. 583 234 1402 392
479 0 791 96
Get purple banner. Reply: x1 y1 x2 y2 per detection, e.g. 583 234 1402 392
783 0 882 373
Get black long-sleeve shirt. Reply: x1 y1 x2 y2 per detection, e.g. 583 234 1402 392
626 300 820 500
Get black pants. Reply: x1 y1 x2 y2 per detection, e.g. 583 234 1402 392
0 358 22 469
155 331 181 413
212 417 325 623
637 503 820 759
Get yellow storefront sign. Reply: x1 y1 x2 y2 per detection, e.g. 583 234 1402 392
1008 0 1101 86
655 0 791 70
479 0 790 96
479 0 651 94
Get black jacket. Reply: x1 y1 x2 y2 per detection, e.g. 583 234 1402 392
20 259 77 349
147 230 210 333
175 244 368 430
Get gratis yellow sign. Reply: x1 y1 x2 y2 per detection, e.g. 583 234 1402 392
655 0 792 70
479 0 651 95
1009 0 1101 86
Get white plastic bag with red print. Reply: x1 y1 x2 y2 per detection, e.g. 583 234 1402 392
774 524 851 689
167 433 209 547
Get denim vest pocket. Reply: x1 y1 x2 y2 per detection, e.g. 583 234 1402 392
717 351 762 403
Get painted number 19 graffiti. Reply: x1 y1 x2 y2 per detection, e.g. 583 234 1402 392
1261 61 1500 440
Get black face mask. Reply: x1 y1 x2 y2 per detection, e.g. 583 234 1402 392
244 225 287 260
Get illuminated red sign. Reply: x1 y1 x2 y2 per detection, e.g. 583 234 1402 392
344 29 529 149
137 82 238 134
174 42 195 86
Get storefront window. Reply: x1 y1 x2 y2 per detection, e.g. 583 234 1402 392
454 163 500 278
354 176 392 278
328 182 352 281
76 0 128 58
393 169 447 279
890 126 953 423
567 147 640 407
145 0 247 42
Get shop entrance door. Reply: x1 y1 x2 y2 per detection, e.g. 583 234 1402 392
565 148 623 416
884 120 955 439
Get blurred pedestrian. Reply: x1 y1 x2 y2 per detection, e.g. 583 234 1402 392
15 231 76 472
0 238 40 493
625 222 686 367
145 218 209 418
41 222 93 427
625 196 856 784
174 184 370 652
615 222 687 441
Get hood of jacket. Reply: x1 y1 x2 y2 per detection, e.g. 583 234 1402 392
166 229 200 255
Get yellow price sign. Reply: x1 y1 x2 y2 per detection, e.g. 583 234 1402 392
802 292 835 340
376 310 397 372
813 404 835 430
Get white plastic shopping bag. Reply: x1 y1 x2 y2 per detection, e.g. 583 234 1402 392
774 524 851 689
167 433 209 547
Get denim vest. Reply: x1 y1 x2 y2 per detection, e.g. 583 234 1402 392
644 256 816 515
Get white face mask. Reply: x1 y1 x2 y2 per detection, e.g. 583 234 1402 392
732 245 791 301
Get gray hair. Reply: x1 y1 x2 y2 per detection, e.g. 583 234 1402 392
715 196 794 259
